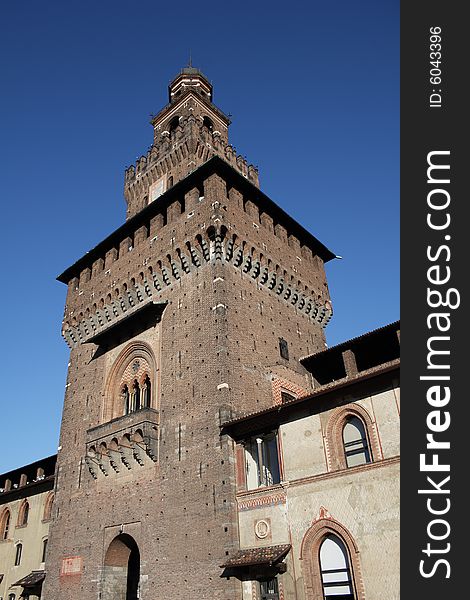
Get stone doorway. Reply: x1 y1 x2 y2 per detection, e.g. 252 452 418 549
102 533 140 600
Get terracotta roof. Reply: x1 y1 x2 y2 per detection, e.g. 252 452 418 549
221 544 291 568
13 570 46 588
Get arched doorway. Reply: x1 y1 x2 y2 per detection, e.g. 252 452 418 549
102 534 140 600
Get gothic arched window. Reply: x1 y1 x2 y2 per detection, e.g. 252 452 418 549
122 385 131 415
132 380 141 412
1 508 10 540
43 493 54 521
142 375 151 408
319 534 355 598
18 500 29 526
342 417 371 468
104 342 157 422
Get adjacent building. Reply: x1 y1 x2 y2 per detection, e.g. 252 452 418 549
0 456 55 600
222 321 400 600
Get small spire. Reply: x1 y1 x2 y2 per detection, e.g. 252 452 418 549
188 49 192 68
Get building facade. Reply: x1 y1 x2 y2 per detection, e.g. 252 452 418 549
0 456 55 600
222 321 400 600
0 68 399 600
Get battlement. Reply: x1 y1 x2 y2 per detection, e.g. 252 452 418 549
124 116 259 219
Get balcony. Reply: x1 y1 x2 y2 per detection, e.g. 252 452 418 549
85 408 159 479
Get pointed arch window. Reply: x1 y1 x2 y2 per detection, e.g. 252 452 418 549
319 534 355 599
131 380 141 412
142 375 151 408
342 417 371 468
122 385 131 415
43 493 54 522
18 500 29 527
1 509 10 540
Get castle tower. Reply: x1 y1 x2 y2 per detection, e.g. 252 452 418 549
43 68 334 600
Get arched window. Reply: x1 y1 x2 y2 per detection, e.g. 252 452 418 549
342 417 371 468
122 385 130 415
142 375 151 408
169 116 180 135
104 342 157 422
43 493 54 521
131 380 141 412
18 500 29 526
15 543 23 566
1 508 10 540
325 404 380 471
167 175 174 188
203 116 214 131
319 535 355 598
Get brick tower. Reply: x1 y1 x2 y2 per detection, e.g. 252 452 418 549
43 67 335 600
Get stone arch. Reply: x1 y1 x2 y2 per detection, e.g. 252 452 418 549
300 517 365 600
102 533 140 600
103 342 158 422
325 403 381 471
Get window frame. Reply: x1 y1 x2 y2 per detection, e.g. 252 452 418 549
243 430 282 490
14 542 23 566
325 404 381 471
300 518 365 600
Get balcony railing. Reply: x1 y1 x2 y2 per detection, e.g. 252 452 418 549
85 408 159 479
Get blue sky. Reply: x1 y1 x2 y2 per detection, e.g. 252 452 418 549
0 0 399 472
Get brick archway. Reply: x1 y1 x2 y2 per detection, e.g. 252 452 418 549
102 533 140 600
300 517 365 600
325 404 381 471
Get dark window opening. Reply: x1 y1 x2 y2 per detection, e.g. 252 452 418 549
169 116 180 135
279 338 289 360
15 543 22 566
259 577 279 600
42 538 48 563
281 391 296 404
203 116 214 131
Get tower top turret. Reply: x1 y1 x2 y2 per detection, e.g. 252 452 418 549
168 66 213 103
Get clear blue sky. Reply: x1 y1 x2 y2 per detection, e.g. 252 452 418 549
0 0 399 472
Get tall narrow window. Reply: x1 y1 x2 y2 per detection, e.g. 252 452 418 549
43 493 54 521
122 385 130 415
245 432 281 489
142 375 151 408
319 535 355 599
342 417 371 467
18 500 29 526
42 538 48 563
1 509 10 540
259 577 280 600
132 380 141 412
15 543 23 566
